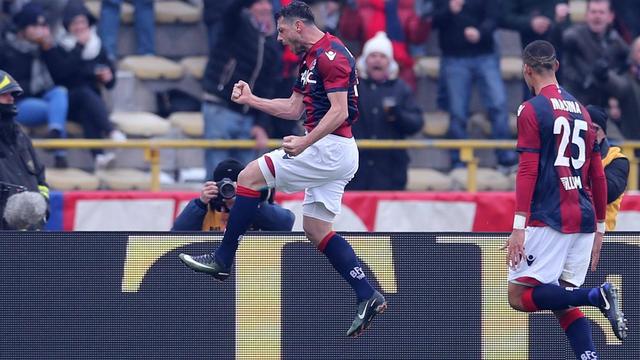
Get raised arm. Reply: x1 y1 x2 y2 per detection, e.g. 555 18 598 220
231 80 304 120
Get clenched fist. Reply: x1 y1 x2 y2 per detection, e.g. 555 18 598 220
231 80 253 105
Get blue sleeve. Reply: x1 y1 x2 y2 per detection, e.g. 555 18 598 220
171 199 208 231
252 203 296 231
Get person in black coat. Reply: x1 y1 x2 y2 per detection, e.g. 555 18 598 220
57 0 125 169
347 32 423 191
201 0 281 178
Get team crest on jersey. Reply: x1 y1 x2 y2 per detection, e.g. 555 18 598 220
325 50 336 61
309 59 317 70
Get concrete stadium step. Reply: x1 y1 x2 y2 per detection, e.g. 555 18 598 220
46 168 100 190
406 168 452 191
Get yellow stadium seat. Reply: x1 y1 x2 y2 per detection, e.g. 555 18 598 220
180 56 207 79
97 168 151 190
169 111 203 137
119 55 184 80
406 168 453 191
46 168 100 190
110 111 171 137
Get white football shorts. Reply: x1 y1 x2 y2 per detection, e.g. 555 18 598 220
508 226 595 287
257 134 358 222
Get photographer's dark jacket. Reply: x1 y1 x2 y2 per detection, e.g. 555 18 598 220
348 77 423 190
0 125 48 229
562 24 628 106
201 1 281 129
171 198 295 232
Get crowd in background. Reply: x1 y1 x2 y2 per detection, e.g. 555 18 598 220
0 0 638 191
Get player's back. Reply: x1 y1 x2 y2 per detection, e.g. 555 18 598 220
517 84 598 233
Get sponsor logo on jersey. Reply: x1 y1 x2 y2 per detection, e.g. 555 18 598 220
325 50 336 61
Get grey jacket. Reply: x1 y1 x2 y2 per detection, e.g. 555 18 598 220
562 24 628 107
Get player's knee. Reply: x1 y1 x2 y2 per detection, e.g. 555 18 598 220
237 161 263 189
507 285 527 312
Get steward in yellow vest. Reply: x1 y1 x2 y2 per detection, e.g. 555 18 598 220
587 106 629 230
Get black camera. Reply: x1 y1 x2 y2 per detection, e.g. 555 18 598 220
216 177 236 199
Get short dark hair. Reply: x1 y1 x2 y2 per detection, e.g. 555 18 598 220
522 40 557 73
275 1 315 24
588 0 612 11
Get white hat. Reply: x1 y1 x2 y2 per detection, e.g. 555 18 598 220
357 31 399 79
362 31 394 60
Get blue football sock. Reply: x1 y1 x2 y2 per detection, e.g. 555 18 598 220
532 284 601 310
320 232 375 302
559 309 598 360
214 186 261 268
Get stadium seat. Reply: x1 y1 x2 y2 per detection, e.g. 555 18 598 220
570 0 587 22
110 111 171 137
450 167 512 191
169 111 203 137
413 56 439 79
119 55 184 80
25 121 84 138
96 168 151 190
422 111 449 137
46 168 100 190
406 168 453 191
85 0 135 24
500 57 523 80
155 1 202 24
180 56 207 79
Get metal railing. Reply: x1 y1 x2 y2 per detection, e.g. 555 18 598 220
32 139 640 192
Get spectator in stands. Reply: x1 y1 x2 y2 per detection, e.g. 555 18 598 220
611 0 640 44
347 32 423 191
0 70 49 230
305 0 341 34
432 0 517 169
172 158 294 231
98 0 155 59
587 105 629 231
0 2 69 168
339 0 431 89
202 0 234 51
562 0 628 108
501 0 571 100
57 0 125 170
601 36 640 141
200 0 280 178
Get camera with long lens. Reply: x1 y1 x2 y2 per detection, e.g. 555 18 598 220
216 178 236 199
209 177 236 212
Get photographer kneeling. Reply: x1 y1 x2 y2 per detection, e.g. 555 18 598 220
172 159 295 231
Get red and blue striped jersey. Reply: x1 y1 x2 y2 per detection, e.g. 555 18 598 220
293 33 358 137
517 84 601 233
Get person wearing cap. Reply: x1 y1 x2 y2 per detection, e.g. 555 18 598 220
0 2 70 168
347 31 423 190
172 159 295 231
0 70 49 230
57 0 125 170
587 105 629 231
